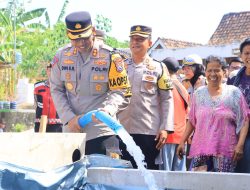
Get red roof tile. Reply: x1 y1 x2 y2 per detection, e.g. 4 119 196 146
160 38 202 49
208 11 250 45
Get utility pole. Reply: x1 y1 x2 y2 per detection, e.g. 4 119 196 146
10 0 17 99
13 0 16 66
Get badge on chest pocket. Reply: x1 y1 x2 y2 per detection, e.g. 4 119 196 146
90 73 109 95
141 74 157 94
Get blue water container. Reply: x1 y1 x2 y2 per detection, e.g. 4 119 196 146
0 101 3 109
10 101 17 110
3 101 10 109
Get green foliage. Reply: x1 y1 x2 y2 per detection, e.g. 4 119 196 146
17 8 48 27
11 123 27 132
0 4 49 64
17 22 69 78
95 14 112 33
0 83 6 100
105 36 129 48
1 2 128 80
57 0 69 23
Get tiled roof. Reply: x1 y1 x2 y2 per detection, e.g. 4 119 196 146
159 38 202 49
208 11 250 45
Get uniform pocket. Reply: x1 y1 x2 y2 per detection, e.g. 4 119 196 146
61 71 77 95
90 73 108 95
140 81 157 94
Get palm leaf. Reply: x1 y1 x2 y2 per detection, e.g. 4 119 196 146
0 11 11 27
17 8 46 24
25 23 47 30
0 55 5 62
57 0 69 23
44 11 50 28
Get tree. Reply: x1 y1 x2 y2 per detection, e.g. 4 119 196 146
105 36 129 48
0 0 51 99
17 0 70 79
95 14 112 33
17 22 69 79
0 0 49 64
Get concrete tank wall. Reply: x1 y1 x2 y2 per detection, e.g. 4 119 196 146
87 168 250 190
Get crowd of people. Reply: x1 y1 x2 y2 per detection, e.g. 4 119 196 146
31 10 249 174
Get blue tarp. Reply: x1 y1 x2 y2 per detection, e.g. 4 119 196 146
0 155 149 190
0 160 87 190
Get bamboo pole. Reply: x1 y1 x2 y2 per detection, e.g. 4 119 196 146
39 115 47 133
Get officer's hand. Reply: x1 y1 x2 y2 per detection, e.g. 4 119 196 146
68 115 81 132
91 108 110 124
155 130 168 150
177 143 186 160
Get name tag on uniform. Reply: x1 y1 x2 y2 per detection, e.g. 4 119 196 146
142 75 157 83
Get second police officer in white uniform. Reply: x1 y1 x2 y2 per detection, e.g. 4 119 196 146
119 25 174 170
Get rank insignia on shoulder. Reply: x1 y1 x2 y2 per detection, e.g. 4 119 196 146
73 48 77 55
92 48 98 57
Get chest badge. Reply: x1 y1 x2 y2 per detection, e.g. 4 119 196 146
65 73 71 80
65 82 74 91
64 59 75 64
95 84 102 91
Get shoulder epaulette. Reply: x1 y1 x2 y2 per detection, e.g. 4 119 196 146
114 48 131 59
153 58 162 64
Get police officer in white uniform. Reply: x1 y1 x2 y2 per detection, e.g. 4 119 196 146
119 25 174 170
50 11 131 155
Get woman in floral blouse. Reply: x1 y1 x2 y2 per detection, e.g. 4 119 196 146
177 55 249 172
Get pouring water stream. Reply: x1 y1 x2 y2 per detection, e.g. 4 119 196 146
78 110 158 190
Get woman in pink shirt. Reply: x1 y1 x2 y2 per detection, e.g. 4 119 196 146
177 55 249 172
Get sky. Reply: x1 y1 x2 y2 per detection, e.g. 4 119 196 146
1 0 250 44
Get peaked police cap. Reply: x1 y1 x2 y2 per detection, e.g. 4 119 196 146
129 25 152 38
65 11 93 40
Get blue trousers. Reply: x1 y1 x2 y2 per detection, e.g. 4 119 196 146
159 144 187 171
235 135 250 173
